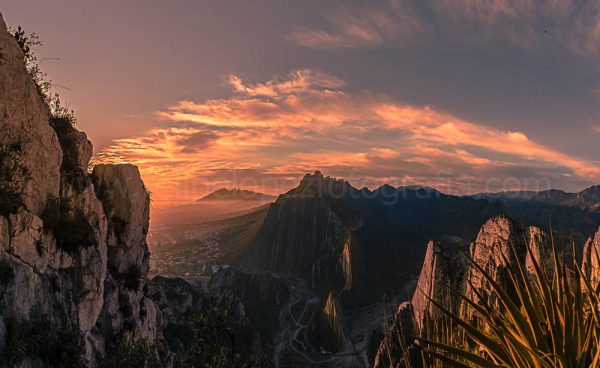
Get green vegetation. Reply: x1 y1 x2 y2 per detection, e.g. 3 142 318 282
48 95 87 191
101 335 161 368
12 27 85 190
174 306 248 368
3 320 85 368
41 195 98 252
0 143 26 216
11 26 51 100
388 239 600 367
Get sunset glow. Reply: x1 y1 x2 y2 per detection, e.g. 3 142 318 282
5 0 600 206
96 69 600 206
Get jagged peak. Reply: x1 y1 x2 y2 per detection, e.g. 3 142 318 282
289 171 355 198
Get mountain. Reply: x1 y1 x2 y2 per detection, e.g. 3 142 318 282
473 185 600 209
244 171 503 302
231 172 600 366
197 188 275 202
471 186 600 243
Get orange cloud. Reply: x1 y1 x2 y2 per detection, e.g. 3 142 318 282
95 69 600 206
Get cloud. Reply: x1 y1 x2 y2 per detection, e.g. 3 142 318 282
95 69 600 206
288 0 600 57
287 1 425 49
176 131 218 153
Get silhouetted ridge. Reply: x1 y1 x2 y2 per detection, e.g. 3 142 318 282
197 188 275 201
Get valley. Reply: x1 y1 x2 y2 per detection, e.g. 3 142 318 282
148 204 269 282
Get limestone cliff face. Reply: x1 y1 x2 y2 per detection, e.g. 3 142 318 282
0 13 165 367
375 217 552 367
411 239 468 329
583 226 600 289
373 302 418 368
245 172 349 292
0 14 61 216
526 226 552 278
460 215 525 320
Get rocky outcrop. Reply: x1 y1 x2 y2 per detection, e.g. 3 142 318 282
583 226 600 289
526 226 552 278
411 238 468 329
373 302 418 368
460 215 525 320
0 13 166 367
374 217 554 367
92 164 150 276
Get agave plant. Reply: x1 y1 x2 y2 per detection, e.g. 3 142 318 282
391 236 600 368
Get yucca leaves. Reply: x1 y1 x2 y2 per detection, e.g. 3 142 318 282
390 235 600 368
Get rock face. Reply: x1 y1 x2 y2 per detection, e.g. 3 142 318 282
245 172 348 292
0 13 166 367
0 13 62 216
92 164 150 276
526 226 552 278
460 215 525 320
373 302 418 368
208 267 291 366
145 276 211 354
411 238 468 329
375 216 553 367
583 226 600 289
144 269 291 368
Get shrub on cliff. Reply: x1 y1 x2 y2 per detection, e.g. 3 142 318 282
174 306 248 368
11 27 85 191
101 335 161 368
11 26 51 100
48 95 89 191
3 320 85 368
0 143 26 216
123 263 143 291
41 195 98 252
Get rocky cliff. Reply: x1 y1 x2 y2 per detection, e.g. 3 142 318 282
583 226 600 289
460 215 525 320
0 13 165 367
374 216 553 367
410 238 469 329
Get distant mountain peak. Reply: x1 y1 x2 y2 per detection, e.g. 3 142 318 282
292 171 355 198
197 188 275 202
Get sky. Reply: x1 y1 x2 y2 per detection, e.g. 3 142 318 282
3 0 600 207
